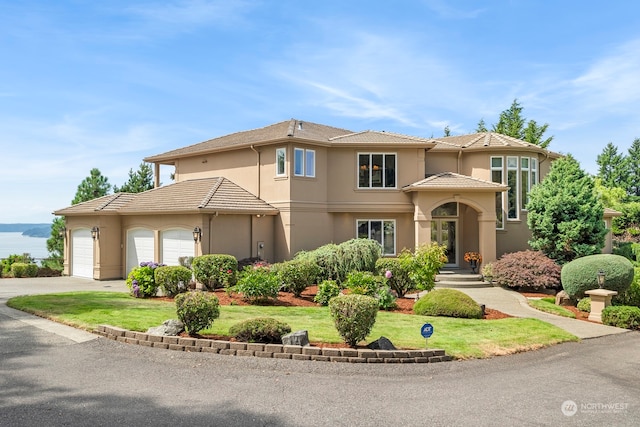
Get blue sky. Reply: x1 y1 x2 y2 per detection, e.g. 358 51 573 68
2 0 640 223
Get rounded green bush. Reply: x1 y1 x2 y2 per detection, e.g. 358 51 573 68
175 291 220 336
376 257 413 297
561 254 634 299
314 279 341 306
155 265 193 297
228 317 292 343
329 294 378 347
413 288 483 319
614 267 640 307
576 297 591 313
192 254 238 290
277 259 321 297
601 306 640 329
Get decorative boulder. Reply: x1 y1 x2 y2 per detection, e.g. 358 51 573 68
367 336 396 351
281 330 310 346
555 290 573 306
147 319 184 336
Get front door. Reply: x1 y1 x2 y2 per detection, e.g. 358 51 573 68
431 219 457 266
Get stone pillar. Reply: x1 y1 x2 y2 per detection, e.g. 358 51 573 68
585 289 618 323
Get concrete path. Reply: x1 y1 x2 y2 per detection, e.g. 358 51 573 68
453 286 629 339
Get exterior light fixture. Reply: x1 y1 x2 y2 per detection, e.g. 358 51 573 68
193 226 202 242
91 226 99 240
597 269 606 289
59 226 66 239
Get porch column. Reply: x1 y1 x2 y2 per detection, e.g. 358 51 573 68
477 213 497 264
414 205 432 249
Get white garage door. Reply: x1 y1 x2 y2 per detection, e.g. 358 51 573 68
71 228 94 278
161 229 194 266
126 228 155 274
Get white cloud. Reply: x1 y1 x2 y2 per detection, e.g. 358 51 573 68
125 0 252 28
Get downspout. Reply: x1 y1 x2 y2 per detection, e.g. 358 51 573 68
250 145 260 198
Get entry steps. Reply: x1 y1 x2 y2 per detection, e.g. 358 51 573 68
435 270 491 289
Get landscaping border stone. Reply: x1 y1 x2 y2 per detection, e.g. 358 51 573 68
95 325 453 363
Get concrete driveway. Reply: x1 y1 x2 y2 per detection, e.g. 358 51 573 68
1 277 639 426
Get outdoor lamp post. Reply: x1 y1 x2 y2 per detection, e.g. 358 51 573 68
597 270 606 289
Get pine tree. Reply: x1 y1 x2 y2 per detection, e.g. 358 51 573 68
114 162 155 193
490 99 553 148
527 155 606 264
475 118 488 133
626 138 640 197
596 142 628 189
71 168 112 204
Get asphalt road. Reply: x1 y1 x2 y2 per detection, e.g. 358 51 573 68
1 278 639 426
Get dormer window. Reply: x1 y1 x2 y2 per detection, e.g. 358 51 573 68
358 153 396 188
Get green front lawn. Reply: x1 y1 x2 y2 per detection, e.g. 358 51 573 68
7 291 578 359
528 297 576 318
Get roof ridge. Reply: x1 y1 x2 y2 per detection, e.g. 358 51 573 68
198 177 224 208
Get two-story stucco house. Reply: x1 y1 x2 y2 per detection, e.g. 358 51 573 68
54 118 617 280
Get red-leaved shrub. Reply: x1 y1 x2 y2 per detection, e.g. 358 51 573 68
492 250 561 290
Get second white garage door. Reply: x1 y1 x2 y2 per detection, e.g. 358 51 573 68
126 228 155 275
161 228 194 266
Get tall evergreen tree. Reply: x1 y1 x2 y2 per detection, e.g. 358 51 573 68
114 162 155 193
596 142 628 189
626 138 640 197
46 168 112 270
71 168 112 204
527 155 606 264
443 125 451 137
475 118 488 132
491 99 553 148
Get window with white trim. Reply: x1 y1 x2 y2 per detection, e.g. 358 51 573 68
357 219 396 255
492 155 540 225
276 147 286 176
491 157 504 229
294 147 315 177
358 153 396 188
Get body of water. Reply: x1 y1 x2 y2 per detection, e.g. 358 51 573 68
0 232 49 260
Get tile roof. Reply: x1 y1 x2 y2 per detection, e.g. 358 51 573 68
53 193 137 216
144 119 353 163
329 130 435 146
403 172 508 192
428 132 561 158
53 178 278 216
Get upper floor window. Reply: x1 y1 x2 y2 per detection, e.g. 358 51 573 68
358 153 396 188
294 148 315 177
491 155 540 225
276 147 286 176
491 157 504 229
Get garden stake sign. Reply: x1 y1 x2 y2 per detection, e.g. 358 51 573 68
421 323 434 349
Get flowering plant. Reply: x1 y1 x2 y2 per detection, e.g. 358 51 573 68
126 261 165 298
464 252 482 263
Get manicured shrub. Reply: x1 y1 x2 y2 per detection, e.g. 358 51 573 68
2 254 34 275
294 243 341 283
329 294 378 347
313 279 341 306
601 306 640 330
344 271 396 310
399 243 447 291
175 291 220 336
155 265 193 297
614 267 640 307
192 254 238 290
413 289 483 319
492 250 561 290
561 254 634 299
126 261 164 298
481 263 494 283
276 259 321 297
294 238 382 284
576 298 591 313
336 238 382 277
376 258 413 297
233 265 280 303
10 262 38 278
228 317 292 343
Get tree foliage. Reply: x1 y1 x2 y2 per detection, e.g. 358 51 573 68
627 138 640 197
71 168 112 204
597 142 628 189
527 155 606 264
114 162 155 193
490 99 553 148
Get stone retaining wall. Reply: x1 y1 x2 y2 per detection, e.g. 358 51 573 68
96 325 453 363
